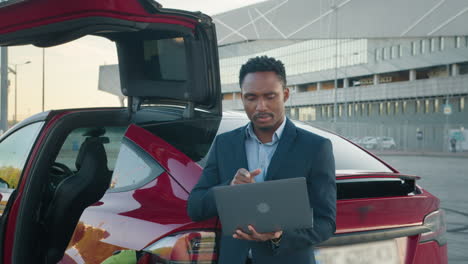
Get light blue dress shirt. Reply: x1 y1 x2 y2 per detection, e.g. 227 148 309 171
245 118 287 182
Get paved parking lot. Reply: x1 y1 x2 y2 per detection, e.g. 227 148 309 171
380 155 468 264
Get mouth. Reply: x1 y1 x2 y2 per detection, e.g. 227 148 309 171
253 113 274 123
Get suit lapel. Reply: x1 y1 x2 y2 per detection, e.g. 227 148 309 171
231 125 249 170
265 118 297 181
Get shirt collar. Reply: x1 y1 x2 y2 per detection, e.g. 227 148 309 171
246 117 287 144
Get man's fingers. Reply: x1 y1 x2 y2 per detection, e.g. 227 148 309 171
248 225 259 237
274 231 283 239
231 168 257 185
233 227 281 241
248 225 269 241
233 229 254 241
250 169 262 177
238 168 250 178
247 226 283 241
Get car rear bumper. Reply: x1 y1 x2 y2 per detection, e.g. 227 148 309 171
413 241 447 264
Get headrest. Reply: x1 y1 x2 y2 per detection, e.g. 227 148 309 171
75 137 107 171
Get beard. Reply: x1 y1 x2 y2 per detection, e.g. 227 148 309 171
253 112 274 121
252 112 276 131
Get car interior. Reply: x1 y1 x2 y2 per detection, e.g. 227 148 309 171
9 106 221 263
44 129 113 263
9 109 129 264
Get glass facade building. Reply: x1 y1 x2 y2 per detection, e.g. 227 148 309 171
219 39 367 85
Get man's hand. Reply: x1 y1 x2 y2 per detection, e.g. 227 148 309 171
230 168 261 185
233 225 283 242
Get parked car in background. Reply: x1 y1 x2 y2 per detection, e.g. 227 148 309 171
361 136 379 149
0 0 446 263
379 136 397 149
358 136 397 150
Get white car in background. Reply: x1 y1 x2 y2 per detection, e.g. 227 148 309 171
361 137 378 149
379 137 397 149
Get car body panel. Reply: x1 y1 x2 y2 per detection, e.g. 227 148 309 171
124 124 202 192
1 0 222 115
2 111 69 263
62 124 218 264
0 0 198 39
413 242 448 264
335 193 438 234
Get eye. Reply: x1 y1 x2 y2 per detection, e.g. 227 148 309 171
245 95 256 101
266 94 276 99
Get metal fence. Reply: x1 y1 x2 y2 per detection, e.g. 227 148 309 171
307 120 468 153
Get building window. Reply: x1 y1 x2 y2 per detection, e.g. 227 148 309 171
420 39 425 53
379 102 384 115
368 103 372 116
398 45 403 57
416 100 421 113
375 49 381 61
355 104 360 116
461 97 465 112
383 47 388 60
338 105 343 117
395 101 399 114
425 99 430 113
222 93 234 100
434 99 440 113
361 103 367 116
327 105 333 118
290 108 296 118
402 101 407 114
456 36 462 48
387 102 392 114
348 104 352 117
430 38 436 52
299 106 316 121
440 37 444 50
411 41 417 55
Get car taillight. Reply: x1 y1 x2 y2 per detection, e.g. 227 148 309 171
419 210 447 246
138 231 218 264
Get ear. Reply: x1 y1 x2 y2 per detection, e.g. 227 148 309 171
283 87 290 102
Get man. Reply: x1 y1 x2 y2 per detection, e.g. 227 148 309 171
187 56 336 264
450 137 457 152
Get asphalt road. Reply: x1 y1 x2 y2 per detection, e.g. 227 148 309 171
380 155 468 264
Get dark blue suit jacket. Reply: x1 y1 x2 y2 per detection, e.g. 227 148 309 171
187 119 336 264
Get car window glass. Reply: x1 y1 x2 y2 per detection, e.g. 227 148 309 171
293 122 393 173
141 118 221 167
0 122 43 192
215 116 392 173
55 127 126 171
143 37 187 81
109 138 164 192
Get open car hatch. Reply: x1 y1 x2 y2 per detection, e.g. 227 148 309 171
0 0 222 116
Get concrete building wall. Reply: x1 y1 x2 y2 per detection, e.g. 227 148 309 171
223 74 468 108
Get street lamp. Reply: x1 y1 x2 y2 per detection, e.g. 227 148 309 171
8 61 31 122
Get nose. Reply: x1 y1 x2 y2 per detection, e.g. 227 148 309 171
256 98 267 111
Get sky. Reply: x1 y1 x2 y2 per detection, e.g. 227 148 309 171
5 0 266 121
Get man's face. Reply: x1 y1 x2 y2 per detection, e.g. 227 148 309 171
241 71 289 131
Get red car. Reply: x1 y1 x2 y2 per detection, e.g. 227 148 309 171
0 0 446 263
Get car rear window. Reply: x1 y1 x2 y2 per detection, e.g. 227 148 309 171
217 118 393 173
141 116 392 173
141 118 221 166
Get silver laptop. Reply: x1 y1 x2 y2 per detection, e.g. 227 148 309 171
213 177 313 236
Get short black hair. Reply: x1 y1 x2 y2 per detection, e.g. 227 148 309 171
239 56 287 88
